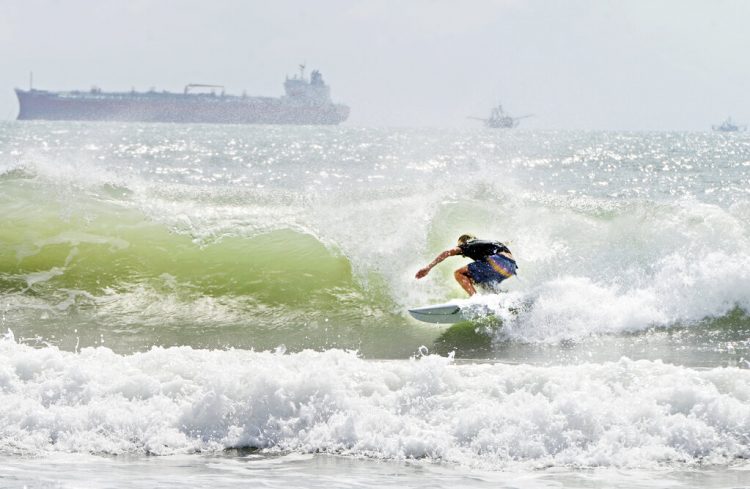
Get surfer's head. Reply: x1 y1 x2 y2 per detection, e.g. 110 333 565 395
457 234 476 245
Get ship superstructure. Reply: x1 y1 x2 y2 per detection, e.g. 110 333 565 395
15 66 349 125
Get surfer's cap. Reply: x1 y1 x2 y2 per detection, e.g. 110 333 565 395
457 234 476 245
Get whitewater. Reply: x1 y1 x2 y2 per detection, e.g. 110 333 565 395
1 121 749 488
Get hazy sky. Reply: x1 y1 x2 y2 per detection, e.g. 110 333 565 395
1 0 748 130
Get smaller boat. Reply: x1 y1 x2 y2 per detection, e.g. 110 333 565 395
712 117 746 132
468 103 532 128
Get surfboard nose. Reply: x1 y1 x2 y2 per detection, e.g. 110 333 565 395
408 304 462 324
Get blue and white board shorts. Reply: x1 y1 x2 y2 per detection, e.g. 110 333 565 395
467 254 517 285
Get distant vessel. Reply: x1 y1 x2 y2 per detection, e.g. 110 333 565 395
712 117 746 132
469 103 532 128
15 65 349 125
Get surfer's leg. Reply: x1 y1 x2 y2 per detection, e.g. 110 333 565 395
454 266 477 296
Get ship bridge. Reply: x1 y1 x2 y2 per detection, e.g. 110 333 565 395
284 65 332 104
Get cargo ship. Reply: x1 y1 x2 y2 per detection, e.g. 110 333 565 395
14 66 349 125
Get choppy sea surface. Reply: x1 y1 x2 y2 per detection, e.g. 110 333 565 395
1 121 749 488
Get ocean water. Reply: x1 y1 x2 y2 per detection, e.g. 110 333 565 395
1 121 749 488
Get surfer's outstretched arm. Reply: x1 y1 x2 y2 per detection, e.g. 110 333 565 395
415 247 461 279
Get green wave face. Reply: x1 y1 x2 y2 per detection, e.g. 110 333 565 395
1 190 353 306
0 179 436 357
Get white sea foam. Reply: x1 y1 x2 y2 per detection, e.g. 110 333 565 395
493 247 750 343
1 337 748 469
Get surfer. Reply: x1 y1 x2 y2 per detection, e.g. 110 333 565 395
415 234 517 296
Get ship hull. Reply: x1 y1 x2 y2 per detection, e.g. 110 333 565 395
15 89 349 125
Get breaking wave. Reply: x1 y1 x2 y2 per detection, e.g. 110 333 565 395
1 126 750 358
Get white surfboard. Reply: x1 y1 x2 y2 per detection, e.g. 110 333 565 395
408 303 471 324
408 299 515 324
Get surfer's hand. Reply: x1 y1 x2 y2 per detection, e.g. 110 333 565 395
415 267 430 279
